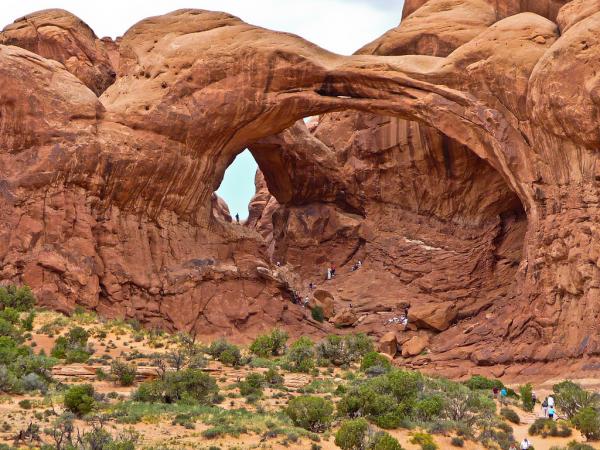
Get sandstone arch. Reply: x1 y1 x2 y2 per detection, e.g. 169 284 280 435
3 3 600 378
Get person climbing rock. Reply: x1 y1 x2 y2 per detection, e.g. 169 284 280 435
326 267 332 280
331 264 336 277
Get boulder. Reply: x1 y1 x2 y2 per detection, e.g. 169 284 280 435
312 289 336 318
410 302 457 332
379 331 399 357
402 335 430 357
331 309 357 328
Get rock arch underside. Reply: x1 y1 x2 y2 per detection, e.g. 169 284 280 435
2 0 600 380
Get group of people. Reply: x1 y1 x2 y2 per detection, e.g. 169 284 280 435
385 307 409 328
540 394 556 419
325 260 363 280
290 290 310 308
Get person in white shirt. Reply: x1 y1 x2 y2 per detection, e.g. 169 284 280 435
520 438 530 449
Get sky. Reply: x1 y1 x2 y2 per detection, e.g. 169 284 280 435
0 0 404 219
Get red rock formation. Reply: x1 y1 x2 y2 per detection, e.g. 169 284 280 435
3 3 600 380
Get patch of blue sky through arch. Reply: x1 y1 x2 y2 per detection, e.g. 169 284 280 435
216 150 258 221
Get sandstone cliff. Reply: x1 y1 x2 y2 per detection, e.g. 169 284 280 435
2 2 600 379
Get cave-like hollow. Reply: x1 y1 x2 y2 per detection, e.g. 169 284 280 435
208 114 528 339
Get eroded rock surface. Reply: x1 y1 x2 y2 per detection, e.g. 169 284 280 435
3 2 600 379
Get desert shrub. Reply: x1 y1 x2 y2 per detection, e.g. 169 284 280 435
18 399 32 409
133 369 218 404
249 329 288 357
387 369 423 402
335 418 370 450
361 351 392 373
110 359 137 386
239 373 264 397
21 372 47 393
316 333 374 367
311 306 325 322
450 436 464 447
284 336 315 373
207 339 241 366
63 384 95 416
554 381 600 419
410 432 438 450
572 407 600 441
520 383 535 412
0 334 55 394
51 326 92 363
286 395 334 432
464 375 503 391
566 442 596 450
0 285 35 312
500 407 520 424
370 432 403 450
263 367 284 386
529 418 572 438
414 396 444 421
21 311 35 332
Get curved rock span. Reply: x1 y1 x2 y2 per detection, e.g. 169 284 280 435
1 1 600 379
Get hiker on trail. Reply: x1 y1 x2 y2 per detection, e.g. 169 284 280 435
520 438 531 450
493 387 499 399
547 395 555 408
548 405 556 420
531 391 537 404
326 267 332 280
235 213 240 223
541 397 548 417
500 387 508 404
303 297 310 308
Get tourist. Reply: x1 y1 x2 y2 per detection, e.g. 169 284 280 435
326 267 332 280
309 282 315 290
500 387 508 404
531 391 537 404
493 386 499 399
303 297 310 308
509 444 517 450
331 264 336 277
548 405 556 420
541 397 548 417
235 213 240 223
520 438 531 449
547 395 555 409
401 315 408 329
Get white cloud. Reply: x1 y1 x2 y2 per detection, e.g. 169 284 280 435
0 0 403 55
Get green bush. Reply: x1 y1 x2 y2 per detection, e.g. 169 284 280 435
316 334 374 367
464 375 503 391
529 418 572 438
370 432 403 450
239 373 264 397
285 337 315 373
500 407 520 424
572 407 600 441
249 329 288 357
554 381 600 419
207 339 241 366
360 351 392 373
519 383 535 412
110 359 137 386
286 396 333 432
18 399 32 409
414 396 444 421
51 326 92 363
566 441 596 450
63 384 95 416
263 367 284 386
0 285 35 312
311 306 325 323
133 369 218 404
335 418 369 450
410 432 438 450
450 436 464 447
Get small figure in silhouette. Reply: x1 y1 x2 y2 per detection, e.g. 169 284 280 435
235 213 240 223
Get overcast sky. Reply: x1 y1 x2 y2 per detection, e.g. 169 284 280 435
1 0 405 219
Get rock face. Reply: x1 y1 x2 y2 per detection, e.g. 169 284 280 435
3 2 600 379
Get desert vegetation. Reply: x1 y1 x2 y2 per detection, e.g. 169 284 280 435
1 285 600 449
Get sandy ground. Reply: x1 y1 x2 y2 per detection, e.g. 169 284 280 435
2 311 600 449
